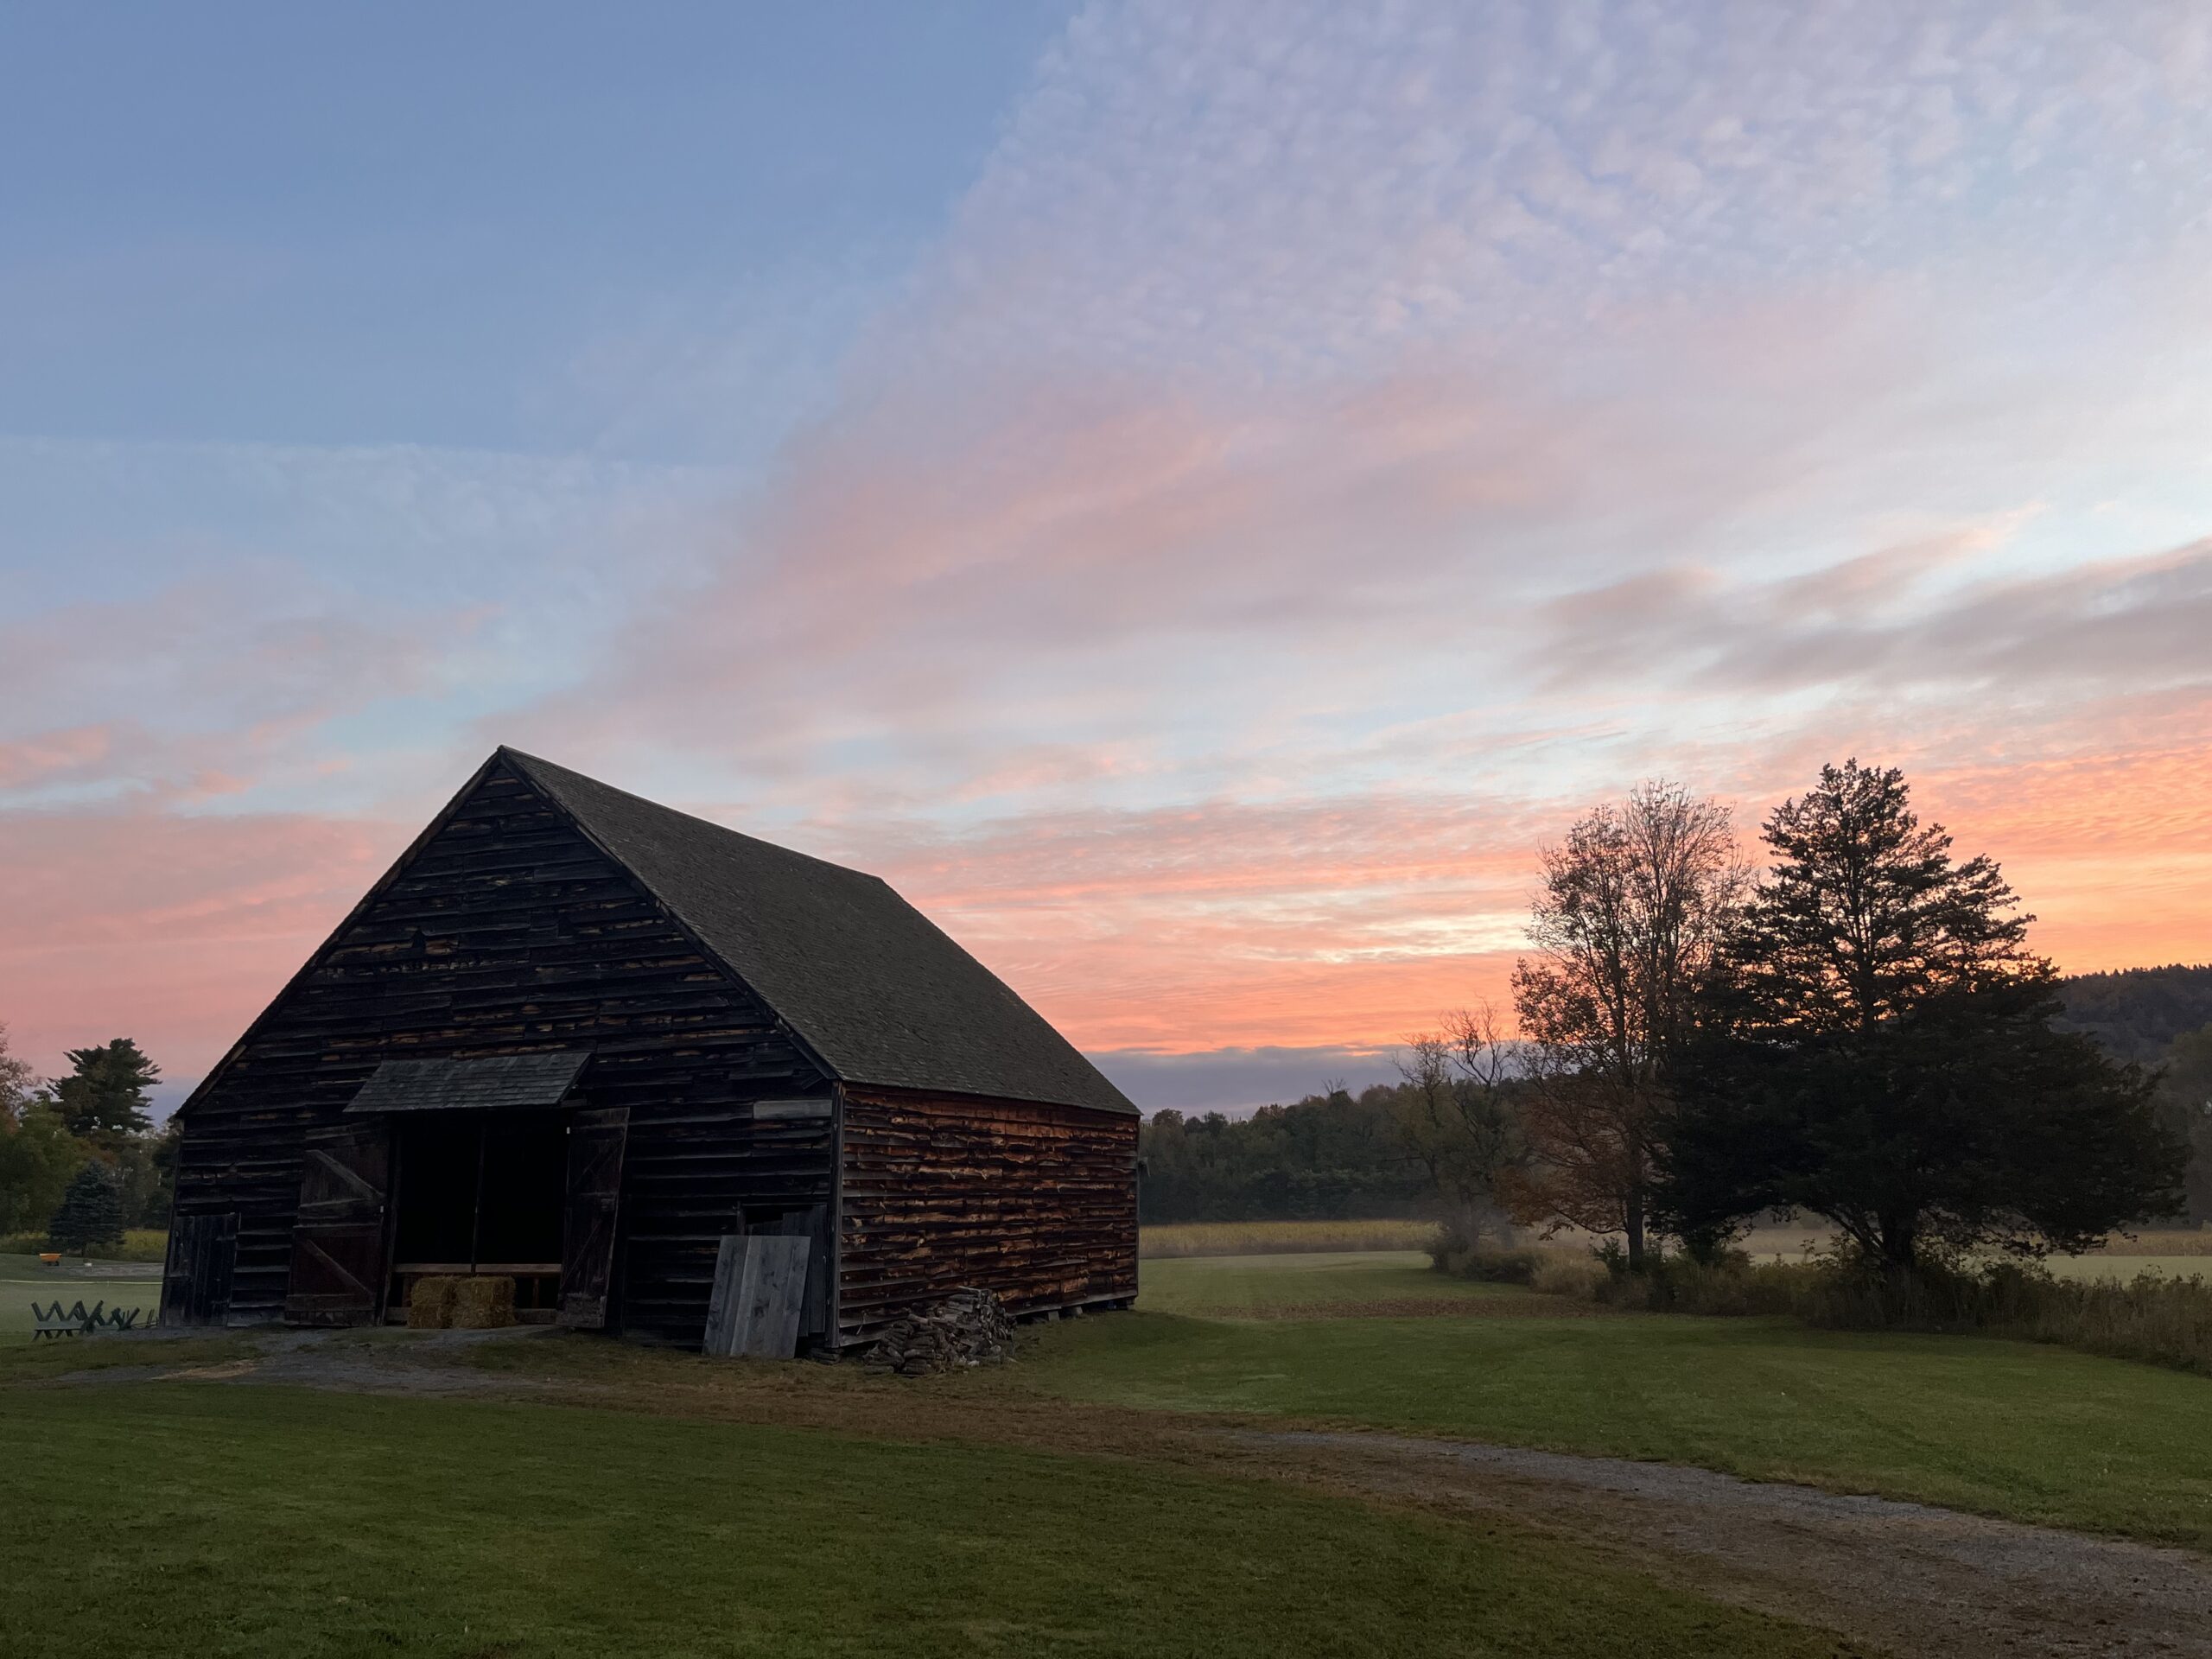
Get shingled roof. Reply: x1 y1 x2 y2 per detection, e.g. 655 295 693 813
500 748 1136 1117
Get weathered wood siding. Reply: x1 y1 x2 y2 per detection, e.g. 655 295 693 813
168 759 833 1343
836 1085 1137 1342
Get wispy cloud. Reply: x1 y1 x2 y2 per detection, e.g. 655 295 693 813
1533 533 2212 698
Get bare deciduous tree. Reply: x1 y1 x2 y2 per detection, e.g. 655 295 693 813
1395 1003 1527 1248
1511 781 1745 1268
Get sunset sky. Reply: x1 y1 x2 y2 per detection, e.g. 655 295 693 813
4 3 2210 1116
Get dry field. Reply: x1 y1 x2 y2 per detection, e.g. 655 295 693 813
1138 1218 1436 1257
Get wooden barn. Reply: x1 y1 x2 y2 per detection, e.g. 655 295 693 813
158 748 1138 1351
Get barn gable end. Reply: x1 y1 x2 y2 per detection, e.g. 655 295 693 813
173 756 834 1342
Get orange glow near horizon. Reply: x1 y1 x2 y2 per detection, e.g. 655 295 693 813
9 736 2198 1093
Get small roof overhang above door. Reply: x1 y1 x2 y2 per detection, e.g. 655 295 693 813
343 1051 591 1115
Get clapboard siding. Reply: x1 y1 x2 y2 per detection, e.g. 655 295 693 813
170 760 832 1330
836 1086 1138 1341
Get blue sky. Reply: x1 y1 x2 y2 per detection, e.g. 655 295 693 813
4 3 2211 1117
1 8 1064 459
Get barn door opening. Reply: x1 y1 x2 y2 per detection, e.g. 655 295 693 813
388 1110 568 1317
558 1106 629 1329
283 1120 393 1326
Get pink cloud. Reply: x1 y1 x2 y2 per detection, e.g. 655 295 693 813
0 724 118 791
0 806 397 1080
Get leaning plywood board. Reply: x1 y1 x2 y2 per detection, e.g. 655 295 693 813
703 1235 812 1359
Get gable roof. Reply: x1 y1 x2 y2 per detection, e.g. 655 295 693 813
500 748 1135 1116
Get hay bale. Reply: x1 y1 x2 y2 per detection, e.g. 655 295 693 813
408 1275 461 1329
449 1274 517 1329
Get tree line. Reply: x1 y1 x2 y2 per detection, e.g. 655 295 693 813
2056 963 2212 1063
1144 761 2205 1280
0 1034 175 1255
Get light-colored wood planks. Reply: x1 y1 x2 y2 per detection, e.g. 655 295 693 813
702 1233 813 1358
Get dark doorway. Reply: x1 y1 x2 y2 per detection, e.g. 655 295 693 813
390 1110 567 1315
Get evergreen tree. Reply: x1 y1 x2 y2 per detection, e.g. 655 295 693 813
54 1039 161 1147
48 1160 126 1257
1662 761 2184 1276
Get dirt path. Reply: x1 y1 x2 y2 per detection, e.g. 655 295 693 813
35 1330 2212 1657
1233 1427 2212 1659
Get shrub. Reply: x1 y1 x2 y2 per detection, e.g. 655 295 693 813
1429 1229 1613 1297
1454 1247 1547 1285
1796 1258 2212 1376
1426 1219 1548 1283
1529 1252 1609 1300
1579 1250 1813 1316
1515 1238 2212 1376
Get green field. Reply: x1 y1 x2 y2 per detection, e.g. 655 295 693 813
9 1246 2212 1654
1014 1249 2212 1548
0 1382 1859 1658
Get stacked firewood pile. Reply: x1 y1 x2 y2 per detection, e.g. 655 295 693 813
868 1287 1017 1376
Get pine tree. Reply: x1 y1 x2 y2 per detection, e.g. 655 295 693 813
54 1039 161 1147
48 1160 126 1257
1662 760 2184 1275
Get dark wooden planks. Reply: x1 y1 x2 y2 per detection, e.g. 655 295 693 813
280 1119 393 1326
159 1211 238 1327
836 1086 1137 1344
556 1106 628 1328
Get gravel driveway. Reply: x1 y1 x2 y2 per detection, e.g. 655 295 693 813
1236 1427 2212 1658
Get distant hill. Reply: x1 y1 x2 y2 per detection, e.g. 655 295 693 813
2057 964 2212 1063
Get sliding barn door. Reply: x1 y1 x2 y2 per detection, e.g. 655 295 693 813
283 1120 393 1326
558 1106 629 1328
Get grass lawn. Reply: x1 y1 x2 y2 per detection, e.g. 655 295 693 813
1135 1249 1545 1315
1009 1253 2212 1549
0 1382 1859 1659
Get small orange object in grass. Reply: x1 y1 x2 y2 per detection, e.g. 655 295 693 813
37 1253 60 1266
